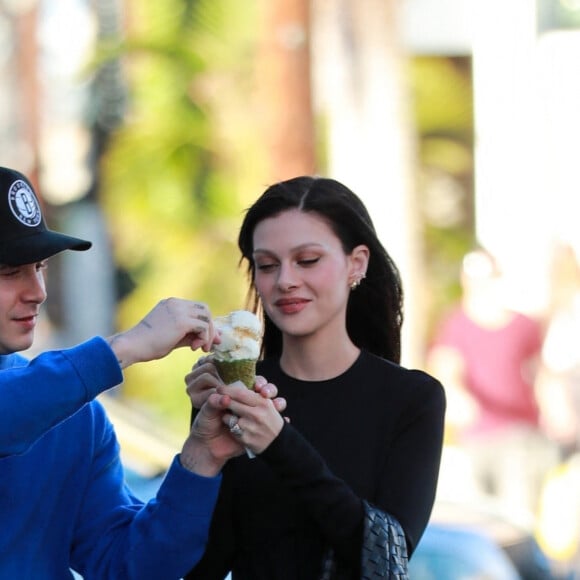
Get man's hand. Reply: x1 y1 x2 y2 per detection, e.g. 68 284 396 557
180 391 245 476
107 298 218 369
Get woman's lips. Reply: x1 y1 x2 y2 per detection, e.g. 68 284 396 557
274 298 309 315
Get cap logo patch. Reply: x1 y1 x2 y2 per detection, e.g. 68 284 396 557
8 180 41 227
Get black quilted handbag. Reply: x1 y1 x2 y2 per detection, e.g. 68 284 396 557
320 501 409 579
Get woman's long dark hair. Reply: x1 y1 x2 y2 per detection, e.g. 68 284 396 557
238 176 403 363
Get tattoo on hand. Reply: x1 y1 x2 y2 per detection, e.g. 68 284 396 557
106 334 124 366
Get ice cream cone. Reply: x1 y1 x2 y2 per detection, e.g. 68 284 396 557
214 359 257 390
212 310 262 390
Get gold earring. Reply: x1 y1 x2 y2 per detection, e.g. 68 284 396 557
350 273 366 290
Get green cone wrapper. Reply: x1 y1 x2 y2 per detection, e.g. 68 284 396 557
214 359 257 390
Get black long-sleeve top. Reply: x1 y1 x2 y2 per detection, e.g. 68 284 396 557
186 350 446 579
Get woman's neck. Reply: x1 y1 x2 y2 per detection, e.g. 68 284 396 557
279 333 360 381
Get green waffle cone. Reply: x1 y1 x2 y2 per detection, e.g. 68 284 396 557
215 359 256 389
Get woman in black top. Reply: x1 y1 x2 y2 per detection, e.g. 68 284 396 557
186 176 446 579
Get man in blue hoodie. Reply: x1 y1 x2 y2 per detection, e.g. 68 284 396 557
0 166 279 579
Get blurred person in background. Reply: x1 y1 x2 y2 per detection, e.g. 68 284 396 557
535 242 580 572
427 247 558 522
0 166 286 579
537 242 580 456
184 176 446 579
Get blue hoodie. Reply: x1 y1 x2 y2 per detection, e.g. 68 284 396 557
0 337 220 579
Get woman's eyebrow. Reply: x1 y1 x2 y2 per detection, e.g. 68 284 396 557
253 243 324 255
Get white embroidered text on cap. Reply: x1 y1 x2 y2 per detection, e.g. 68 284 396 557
9 180 41 227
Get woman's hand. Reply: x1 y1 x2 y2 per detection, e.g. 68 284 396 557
185 356 223 410
186 357 287 414
217 382 286 455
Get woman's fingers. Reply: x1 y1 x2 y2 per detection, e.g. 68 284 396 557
215 383 285 454
186 364 224 409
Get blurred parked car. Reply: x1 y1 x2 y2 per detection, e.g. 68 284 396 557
410 500 560 580
409 522 520 579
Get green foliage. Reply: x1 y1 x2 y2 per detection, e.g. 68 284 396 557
410 56 475 340
411 57 473 138
96 0 261 429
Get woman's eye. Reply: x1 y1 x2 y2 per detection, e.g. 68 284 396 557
298 257 320 267
256 263 277 272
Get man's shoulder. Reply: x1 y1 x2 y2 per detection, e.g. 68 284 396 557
0 352 28 370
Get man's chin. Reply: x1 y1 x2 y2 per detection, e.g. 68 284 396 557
7 337 34 354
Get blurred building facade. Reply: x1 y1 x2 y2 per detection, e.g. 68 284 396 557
402 0 580 316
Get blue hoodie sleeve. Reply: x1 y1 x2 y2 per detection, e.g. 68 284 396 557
0 336 123 456
71 403 221 579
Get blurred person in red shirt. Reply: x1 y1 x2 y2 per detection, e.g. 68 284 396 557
428 247 558 520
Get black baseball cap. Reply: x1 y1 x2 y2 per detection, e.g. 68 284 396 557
0 167 92 266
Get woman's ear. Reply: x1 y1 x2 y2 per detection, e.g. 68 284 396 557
348 244 370 282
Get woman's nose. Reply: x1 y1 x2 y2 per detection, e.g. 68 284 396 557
277 263 299 291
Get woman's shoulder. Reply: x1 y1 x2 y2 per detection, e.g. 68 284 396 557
359 351 445 399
